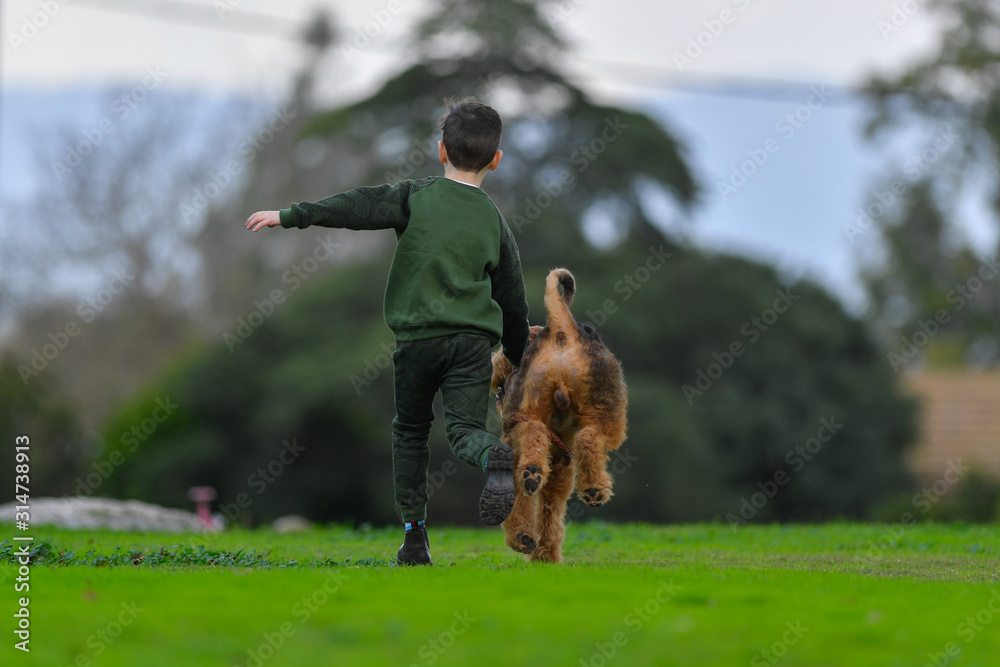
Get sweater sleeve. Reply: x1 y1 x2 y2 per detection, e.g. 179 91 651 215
491 213 530 367
279 180 417 231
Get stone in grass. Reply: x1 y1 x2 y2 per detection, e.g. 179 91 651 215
272 515 313 533
0 497 209 532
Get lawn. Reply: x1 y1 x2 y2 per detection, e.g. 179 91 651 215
1 522 998 666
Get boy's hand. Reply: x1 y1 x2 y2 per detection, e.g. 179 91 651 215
246 210 281 232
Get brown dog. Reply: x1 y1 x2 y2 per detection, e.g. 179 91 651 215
491 268 628 562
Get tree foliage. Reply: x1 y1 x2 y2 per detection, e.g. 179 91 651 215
305 0 697 256
94 0 918 526
100 244 917 525
862 0 1000 368
0 355 81 497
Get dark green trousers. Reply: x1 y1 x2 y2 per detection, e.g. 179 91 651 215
392 332 499 522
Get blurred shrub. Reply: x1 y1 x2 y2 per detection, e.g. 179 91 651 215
98 238 921 526
926 471 1000 523
873 469 1000 524
0 355 82 496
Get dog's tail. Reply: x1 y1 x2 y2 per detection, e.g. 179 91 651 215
545 268 578 411
544 268 576 336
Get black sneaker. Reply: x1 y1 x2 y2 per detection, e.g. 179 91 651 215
397 522 432 566
479 441 515 525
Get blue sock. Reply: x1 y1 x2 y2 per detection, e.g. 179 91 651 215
404 520 425 532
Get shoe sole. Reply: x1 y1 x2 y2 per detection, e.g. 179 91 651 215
479 441 515 525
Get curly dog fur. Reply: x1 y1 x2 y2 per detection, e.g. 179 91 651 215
491 268 628 562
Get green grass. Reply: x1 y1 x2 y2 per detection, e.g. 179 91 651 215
2 523 999 666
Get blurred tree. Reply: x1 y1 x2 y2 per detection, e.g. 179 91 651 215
0 354 83 497
99 245 917 525
1 9 341 432
96 0 918 526
861 0 1000 368
562 245 917 524
2 96 252 430
302 0 697 256
100 261 399 525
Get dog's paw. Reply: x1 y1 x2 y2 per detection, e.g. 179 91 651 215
521 465 542 495
582 488 610 506
516 532 537 554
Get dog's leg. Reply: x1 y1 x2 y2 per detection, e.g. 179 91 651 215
502 429 540 555
572 424 617 506
530 463 575 563
514 420 553 497
503 490 540 555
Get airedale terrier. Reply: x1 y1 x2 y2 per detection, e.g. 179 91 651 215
490 268 628 562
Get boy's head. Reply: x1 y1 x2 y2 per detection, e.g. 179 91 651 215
438 98 502 173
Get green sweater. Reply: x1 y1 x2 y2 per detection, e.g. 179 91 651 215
280 176 530 366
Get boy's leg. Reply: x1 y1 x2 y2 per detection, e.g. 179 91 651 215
438 333 515 524
392 338 442 523
438 333 500 467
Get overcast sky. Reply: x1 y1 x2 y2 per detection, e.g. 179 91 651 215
2 0 954 309
4 0 939 98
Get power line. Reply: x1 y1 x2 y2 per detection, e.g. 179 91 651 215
73 0 305 41
572 57 861 106
63 1 934 109
67 0 858 104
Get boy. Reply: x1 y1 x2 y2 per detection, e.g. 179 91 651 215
246 99 529 566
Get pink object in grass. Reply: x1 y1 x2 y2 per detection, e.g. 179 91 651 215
187 487 217 529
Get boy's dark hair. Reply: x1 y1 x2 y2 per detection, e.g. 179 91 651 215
439 98 502 172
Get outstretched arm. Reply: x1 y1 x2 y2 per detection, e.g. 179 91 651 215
246 179 423 232
284 181 420 231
